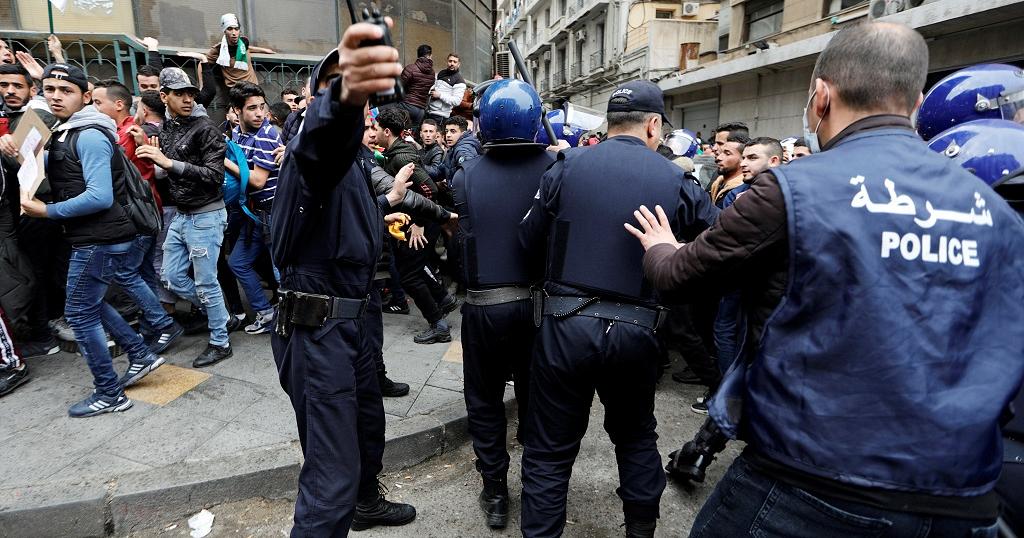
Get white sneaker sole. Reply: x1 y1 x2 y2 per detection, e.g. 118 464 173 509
122 356 167 388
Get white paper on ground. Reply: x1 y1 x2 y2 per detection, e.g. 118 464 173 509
187 509 215 538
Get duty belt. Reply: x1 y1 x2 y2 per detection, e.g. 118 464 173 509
275 289 368 336
465 286 532 306
542 296 667 331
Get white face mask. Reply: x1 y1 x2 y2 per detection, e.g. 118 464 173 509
802 87 829 154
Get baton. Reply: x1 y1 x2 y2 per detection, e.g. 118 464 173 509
507 41 558 144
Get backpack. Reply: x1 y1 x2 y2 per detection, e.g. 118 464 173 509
68 126 162 236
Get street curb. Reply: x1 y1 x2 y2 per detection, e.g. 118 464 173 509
0 391 517 537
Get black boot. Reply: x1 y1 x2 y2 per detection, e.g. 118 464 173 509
378 372 410 397
624 519 656 538
351 487 416 531
479 476 509 529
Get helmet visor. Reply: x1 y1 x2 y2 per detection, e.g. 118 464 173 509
1000 88 1024 124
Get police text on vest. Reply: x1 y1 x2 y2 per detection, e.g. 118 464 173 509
880 231 979 267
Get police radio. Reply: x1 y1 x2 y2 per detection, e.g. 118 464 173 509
346 0 404 107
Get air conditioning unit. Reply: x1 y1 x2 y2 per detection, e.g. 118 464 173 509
542 50 552 62
681 2 700 17
496 51 512 79
868 0 925 19
575 29 586 41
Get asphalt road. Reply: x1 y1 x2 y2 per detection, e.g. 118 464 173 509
127 368 742 538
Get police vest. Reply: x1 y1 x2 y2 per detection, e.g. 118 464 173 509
710 127 1024 496
547 136 682 303
454 146 553 288
47 126 137 246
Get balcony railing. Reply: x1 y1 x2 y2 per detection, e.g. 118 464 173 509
570 62 583 79
552 70 566 86
538 78 549 93
589 49 604 70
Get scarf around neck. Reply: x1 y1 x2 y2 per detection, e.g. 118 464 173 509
217 36 248 71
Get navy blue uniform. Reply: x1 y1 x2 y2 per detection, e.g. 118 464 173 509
518 136 718 537
452 145 554 482
270 78 386 537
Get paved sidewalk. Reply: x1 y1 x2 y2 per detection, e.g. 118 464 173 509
0 307 491 536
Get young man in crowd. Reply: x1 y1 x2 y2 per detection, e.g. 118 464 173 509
280 87 299 112
418 118 444 179
136 67 239 367
439 115 482 182
789 136 812 160
0 63 63 358
136 65 161 94
269 101 291 129
227 81 281 335
399 44 435 126
90 79 184 353
21 63 166 417
204 13 275 89
426 53 466 124
708 134 749 207
376 107 459 344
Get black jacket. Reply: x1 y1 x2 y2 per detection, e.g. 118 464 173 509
382 139 437 200
437 130 482 182
281 109 303 146
159 112 226 211
419 142 444 181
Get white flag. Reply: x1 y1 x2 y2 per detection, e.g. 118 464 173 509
50 0 67 12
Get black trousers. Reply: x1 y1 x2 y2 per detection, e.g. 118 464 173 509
365 288 386 375
393 224 448 324
17 217 69 340
662 302 721 389
998 460 1024 535
272 283 385 537
461 300 534 480
520 315 667 537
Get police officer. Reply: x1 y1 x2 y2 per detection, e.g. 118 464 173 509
518 80 718 538
451 79 551 530
627 22 1024 536
270 22 416 536
918 66 1024 535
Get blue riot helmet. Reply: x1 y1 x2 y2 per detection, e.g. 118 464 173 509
927 118 1024 186
663 129 699 158
476 79 543 145
535 109 586 147
916 63 1024 141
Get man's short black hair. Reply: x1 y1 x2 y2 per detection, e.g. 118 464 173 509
447 53 460 60
715 121 749 138
656 144 676 160
811 22 928 112
606 110 659 130
137 65 160 78
269 102 292 126
280 86 298 98
724 133 750 149
0 63 32 84
793 137 808 148
442 115 468 132
747 136 783 160
94 79 133 107
140 90 165 117
421 118 438 129
228 81 265 110
417 44 432 58
377 106 410 135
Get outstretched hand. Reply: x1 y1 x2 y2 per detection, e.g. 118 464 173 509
624 205 682 251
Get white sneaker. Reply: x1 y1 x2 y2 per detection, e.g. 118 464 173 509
244 309 275 335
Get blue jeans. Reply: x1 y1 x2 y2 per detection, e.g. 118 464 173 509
713 292 744 374
125 235 175 336
690 454 999 538
65 242 155 396
228 218 276 314
161 209 230 347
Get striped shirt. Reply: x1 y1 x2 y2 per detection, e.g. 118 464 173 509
232 119 281 205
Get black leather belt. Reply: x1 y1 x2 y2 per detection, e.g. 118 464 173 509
276 289 368 336
465 286 532 306
542 296 667 331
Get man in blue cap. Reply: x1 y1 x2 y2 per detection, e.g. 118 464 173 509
517 79 718 537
